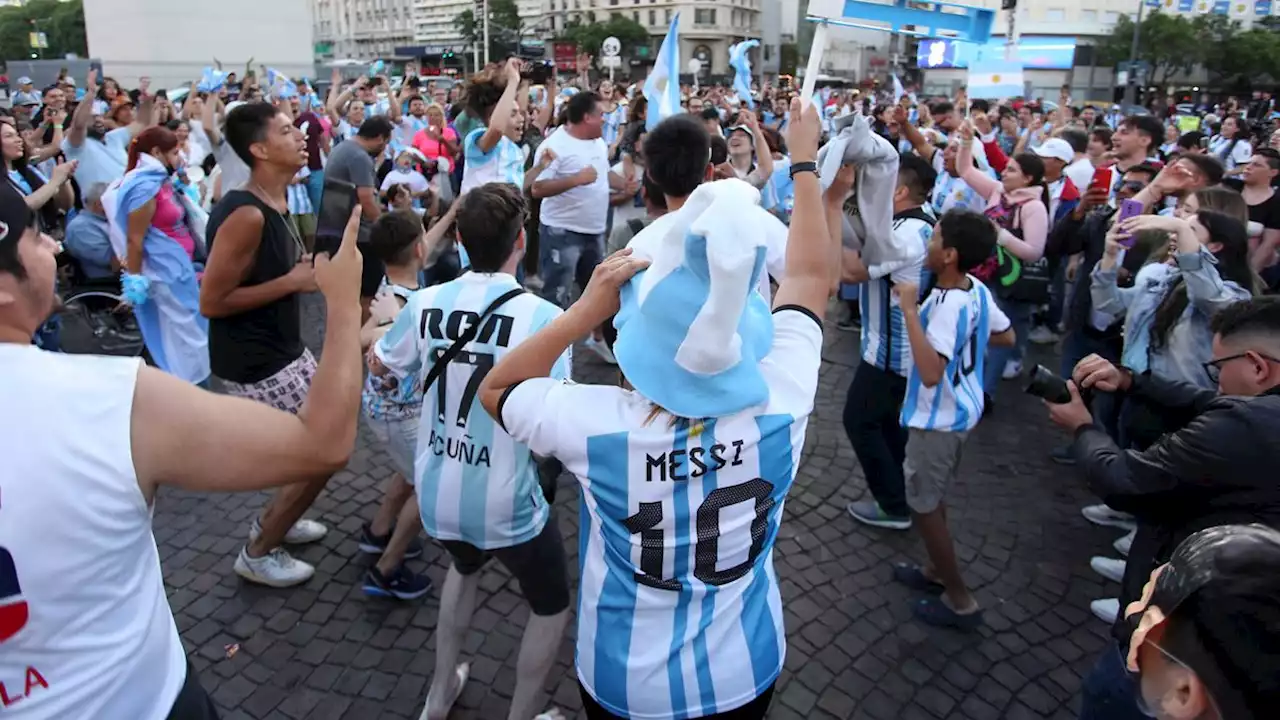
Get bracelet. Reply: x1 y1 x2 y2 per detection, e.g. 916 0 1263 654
789 161 818 179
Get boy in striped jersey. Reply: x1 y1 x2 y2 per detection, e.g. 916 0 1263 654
369 184 571 720
891 209 1015 630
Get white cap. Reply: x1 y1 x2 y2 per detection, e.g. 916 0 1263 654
1033 138 1074 164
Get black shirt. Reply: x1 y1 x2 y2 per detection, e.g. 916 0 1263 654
205 190 304 384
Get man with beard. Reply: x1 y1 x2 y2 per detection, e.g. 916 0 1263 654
199 103 336 587
62 69 152 191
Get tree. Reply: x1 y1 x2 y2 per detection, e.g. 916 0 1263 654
453 0 526 62
1195 14 1279 86
0 0 86 62
1096 12 1199 87
556 17 650 60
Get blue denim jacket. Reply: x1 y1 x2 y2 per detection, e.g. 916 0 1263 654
1090 246 1251 389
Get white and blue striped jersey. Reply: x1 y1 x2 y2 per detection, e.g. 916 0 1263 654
461 126 527 193
375 272 569 549
500 308 822 720
601 103 626 148
900 278 1010 433
393 114 431 155
859 211 934 377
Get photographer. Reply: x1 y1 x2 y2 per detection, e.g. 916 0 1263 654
1044 296 1280 719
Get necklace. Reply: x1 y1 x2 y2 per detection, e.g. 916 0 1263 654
249 181 306 260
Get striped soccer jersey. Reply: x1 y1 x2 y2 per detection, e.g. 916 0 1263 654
375 272 569 549
858 210 935 377
900 277 1010 433
500 308 823 719
461 127 528 193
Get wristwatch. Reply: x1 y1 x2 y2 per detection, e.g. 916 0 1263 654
789 161 818 179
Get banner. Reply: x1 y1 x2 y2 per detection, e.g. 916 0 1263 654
644 13 682 130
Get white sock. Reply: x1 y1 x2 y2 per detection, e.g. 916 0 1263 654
507 609 569 720
425 566 478 720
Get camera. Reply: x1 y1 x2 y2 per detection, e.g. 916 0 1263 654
1024 364 1073 405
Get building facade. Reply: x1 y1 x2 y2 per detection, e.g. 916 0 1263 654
312 0 417 60
542 0 762 76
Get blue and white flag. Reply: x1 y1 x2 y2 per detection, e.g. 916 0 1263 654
197 67 225 93
644 13 681 130
1178 0 1195 10
1144 0 1160 7
729 39 759 109
967 57 1024 99
892 73 906 101
266 67 299 99
1257 0 1272 16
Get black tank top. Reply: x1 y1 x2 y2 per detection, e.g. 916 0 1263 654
205 190 304 384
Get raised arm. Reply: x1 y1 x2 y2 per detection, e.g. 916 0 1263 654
478 59 522 154
23 161 76 213
132 208 365 500
67 69 98 148
954 122 1001 200
892 105 937 165
127 79 155 138
746 111 773 182
771 97 832 320
202 93 224 147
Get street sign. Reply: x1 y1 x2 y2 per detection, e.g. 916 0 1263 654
602 36 621 57
600 56 622 68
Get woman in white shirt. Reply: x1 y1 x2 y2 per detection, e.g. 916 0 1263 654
1211 115 1253 173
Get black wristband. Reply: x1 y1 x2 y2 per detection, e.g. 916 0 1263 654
789 161 818 179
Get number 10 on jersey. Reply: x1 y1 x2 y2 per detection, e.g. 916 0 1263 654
622 478 776 591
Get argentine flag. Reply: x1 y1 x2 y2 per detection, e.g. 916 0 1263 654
729 39 759 109
967 57 1024 99
645 13 682 130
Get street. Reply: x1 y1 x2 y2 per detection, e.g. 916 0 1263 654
156 302 1119 720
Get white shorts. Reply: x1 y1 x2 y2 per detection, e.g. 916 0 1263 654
366 414 419 479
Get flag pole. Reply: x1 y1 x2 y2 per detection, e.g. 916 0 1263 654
800 20 828 108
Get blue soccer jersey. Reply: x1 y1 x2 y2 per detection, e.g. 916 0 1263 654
375 272 569 549
500 308 823 719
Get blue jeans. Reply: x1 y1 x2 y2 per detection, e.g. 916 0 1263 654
305 169 325 214
538 224 603 309
1079 643 1147 720
984 296 1034 397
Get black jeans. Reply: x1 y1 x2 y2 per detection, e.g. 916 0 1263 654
580 682 775 720
167 660 219 720
842 362 910 518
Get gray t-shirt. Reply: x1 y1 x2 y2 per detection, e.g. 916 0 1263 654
324 139 378 239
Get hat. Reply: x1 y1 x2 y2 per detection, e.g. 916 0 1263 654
613 179 779 419
17 97 39 107
1032 138 1074 164
16 76 31 86
0 185 35 249
60 76 75 87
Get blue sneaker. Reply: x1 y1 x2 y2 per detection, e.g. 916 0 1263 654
847 500 912 530
363 565 433 600
358 522 424 559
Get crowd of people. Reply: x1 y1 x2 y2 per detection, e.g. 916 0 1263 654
1 57 1278 720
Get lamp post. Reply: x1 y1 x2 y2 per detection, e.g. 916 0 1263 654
1123 0 1144 108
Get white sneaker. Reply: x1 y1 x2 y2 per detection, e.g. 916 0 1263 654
1081 505 1138 531
1114 529 1136 557
234 547 315 587
250 518 328 545
533 710 567 720
1090 598 1120 624
1001 359 1023 380
1090 556 1127 584
1028 326 1060 345
583 335 618 365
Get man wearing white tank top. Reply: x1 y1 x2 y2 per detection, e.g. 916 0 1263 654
0 186 367 720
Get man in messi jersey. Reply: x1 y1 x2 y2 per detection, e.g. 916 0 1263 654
479 98 836 720
369 183 571 720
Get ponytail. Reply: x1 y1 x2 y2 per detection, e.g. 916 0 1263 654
125 126 179 172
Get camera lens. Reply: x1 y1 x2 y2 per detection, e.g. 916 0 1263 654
1025 364 1072 405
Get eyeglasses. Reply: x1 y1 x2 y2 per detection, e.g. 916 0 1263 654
1121 180 1148 193
1202 351 1280 384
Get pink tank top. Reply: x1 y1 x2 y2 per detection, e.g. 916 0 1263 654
152 184 196 260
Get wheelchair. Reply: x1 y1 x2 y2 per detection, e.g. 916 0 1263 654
54 252 147 359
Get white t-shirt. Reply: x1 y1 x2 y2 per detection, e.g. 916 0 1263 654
380 168 429 195
1064 156 1095 199
499 307 822 719
61 128 132 191
213 139 251 195
0 346 186 720
534 126 611 235
374 273 570 549
900 278 1011 432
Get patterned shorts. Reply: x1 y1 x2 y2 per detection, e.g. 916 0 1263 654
220 349 317 415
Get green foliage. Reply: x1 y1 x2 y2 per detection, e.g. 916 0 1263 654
1097 10 1280 87
0 0 86 61
1095 12 1198 86
1195 15 1278 84
780 43 799 76
556 17 651 59
453 0 526 60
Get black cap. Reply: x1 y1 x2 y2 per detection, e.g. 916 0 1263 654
0 183 34 248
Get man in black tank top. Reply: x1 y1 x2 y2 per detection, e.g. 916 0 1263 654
200 103 334 588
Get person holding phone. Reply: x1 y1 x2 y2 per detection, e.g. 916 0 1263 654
200 103 344 588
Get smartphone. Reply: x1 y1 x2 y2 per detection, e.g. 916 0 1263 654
1115 198 1145 248
1088 168 1111 196
315 178 358 252
1199 135 1211 150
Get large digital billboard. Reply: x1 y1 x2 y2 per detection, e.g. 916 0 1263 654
916 37 1078 70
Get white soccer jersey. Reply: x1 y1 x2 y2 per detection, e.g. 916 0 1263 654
900 277 1010 433
859 212 934 377
375 272 569 549
500 307 823 719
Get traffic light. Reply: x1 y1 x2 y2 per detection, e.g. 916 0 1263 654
1001 0 1016 9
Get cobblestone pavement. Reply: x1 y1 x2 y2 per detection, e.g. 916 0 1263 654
157 298 1125 719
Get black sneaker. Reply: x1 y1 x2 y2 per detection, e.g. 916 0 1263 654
363 565 433 600
358 522 424 559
